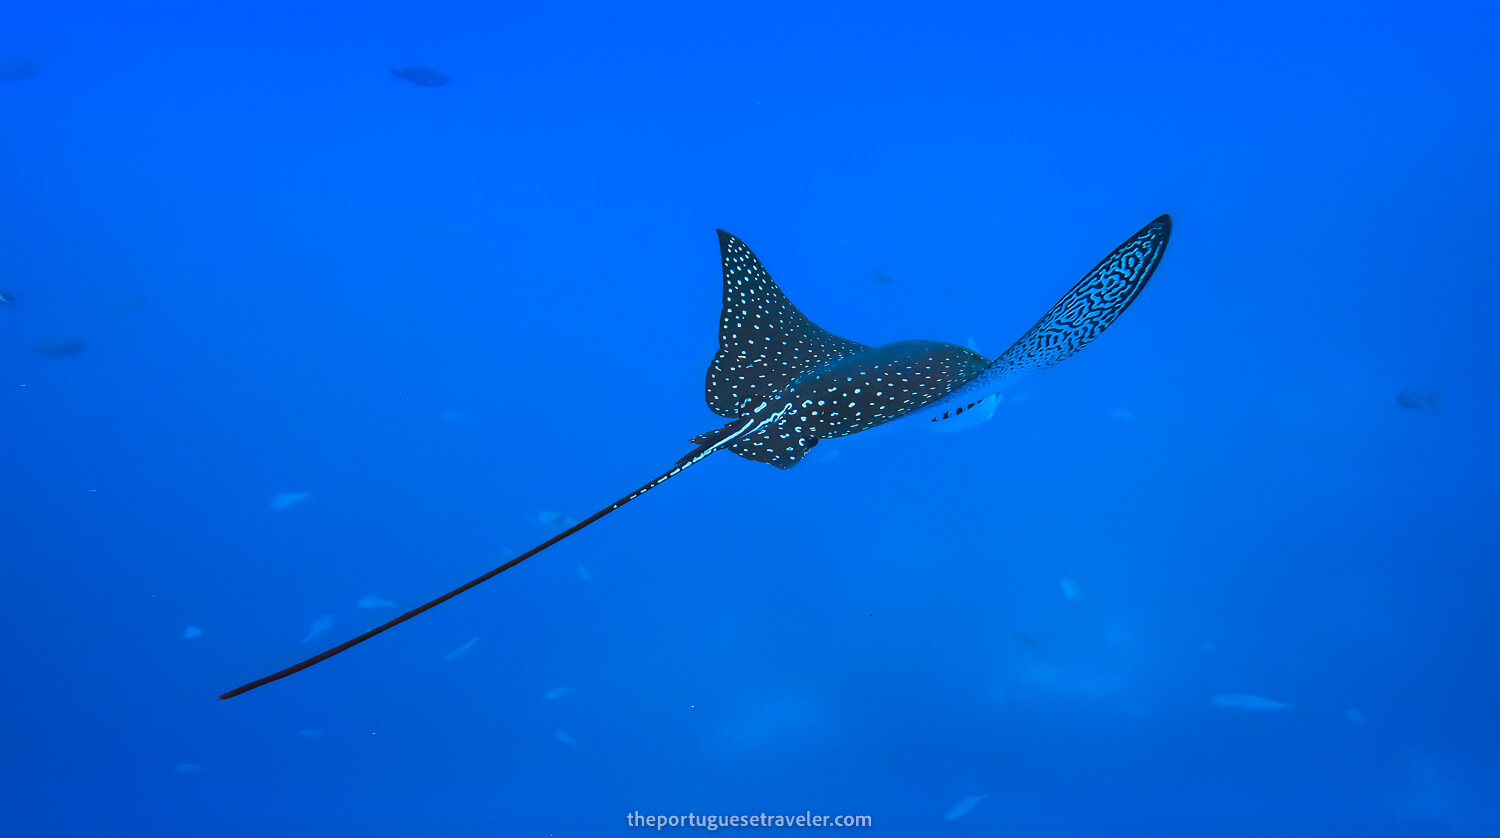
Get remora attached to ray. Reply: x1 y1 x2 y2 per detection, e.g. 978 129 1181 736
218 215 1172 699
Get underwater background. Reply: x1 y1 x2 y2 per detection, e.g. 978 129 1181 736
2 1 1498 835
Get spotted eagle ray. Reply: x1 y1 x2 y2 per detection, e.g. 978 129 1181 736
220 214 1171 699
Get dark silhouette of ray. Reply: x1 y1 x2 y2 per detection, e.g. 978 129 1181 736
220 215 1172 699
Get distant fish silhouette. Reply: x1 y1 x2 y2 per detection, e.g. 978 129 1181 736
358 595 395 608
182 626 204 640
1396 389 1443 415
390 66 449 87
270 492 309 511
555 729 577 748
0 288 11 304
1212 693 1290 711
34 336 83 357
219 215 1172 699
543 686 575 700
301 614 333 645
1007 632 1042 649
442 636 479 662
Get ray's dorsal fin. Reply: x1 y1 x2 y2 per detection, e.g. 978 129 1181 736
704 230 869 419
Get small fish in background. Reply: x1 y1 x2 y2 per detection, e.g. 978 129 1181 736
1396 389 1443 415
0 61 41 82
390 66 449 87
1197 640 1215 653
181 626 204 640
1212 693 1290 711
1007 632 1042 650
1058 576 1082 601
943 793 990 822
873 268 895 285
543 686 575 700
173 763 202 773
442 636 478 662
358 595 394 608
1345 707 1365 724
555 729 577 748
34 336 83 357
1110 406 1136 421
297 729 329 738
0 288 12 303
270 492 310 511
819 447 841 463
301 615 333 645
576 565 592 583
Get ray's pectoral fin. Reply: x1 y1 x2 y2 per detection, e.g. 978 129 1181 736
912 214 1173 429
996 214 1170 371
705 230 869 418
991 214 1172 376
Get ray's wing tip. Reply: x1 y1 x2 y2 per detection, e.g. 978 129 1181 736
1148 213 1172 235
716 228 735 243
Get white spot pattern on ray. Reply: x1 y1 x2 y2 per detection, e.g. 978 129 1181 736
695 218 1170 468
705 231 868 419
724 339 991 467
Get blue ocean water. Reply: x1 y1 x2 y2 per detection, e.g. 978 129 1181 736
2 2 1497 835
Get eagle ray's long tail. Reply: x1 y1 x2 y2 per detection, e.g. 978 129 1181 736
218 423 748 700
